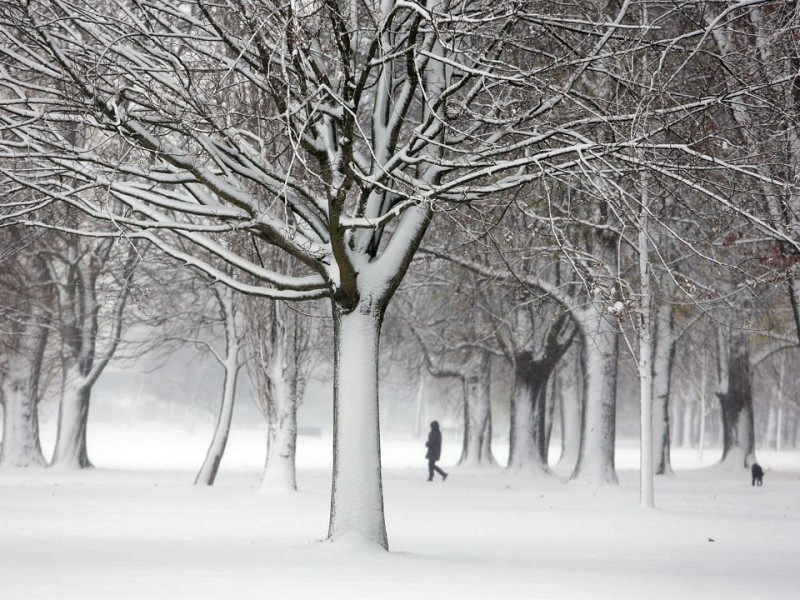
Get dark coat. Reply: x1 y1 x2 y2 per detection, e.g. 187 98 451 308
425 423 442 461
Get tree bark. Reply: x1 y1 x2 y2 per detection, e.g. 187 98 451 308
571 310 619 485
459 350 494 467
253 299 302 492
507 352 549 474
0 307 49 467
651 297 675 475
262 401 298 492
51 368 91 469
556 348 583 472
195 304 240 486
544 376 556 458
328 300 388 549
717 329 756 467
48 239 134 469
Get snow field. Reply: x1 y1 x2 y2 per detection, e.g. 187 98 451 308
0 425 798 600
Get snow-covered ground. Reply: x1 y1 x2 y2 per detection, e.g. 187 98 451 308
1 424 798 600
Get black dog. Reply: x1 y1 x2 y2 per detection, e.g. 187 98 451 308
751 463 764 486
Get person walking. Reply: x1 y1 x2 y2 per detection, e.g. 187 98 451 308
425 421 448 482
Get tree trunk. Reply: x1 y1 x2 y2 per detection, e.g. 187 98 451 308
262 400 298 492
0 317 49 468
544 375 556 455
651 298 675 475
556 348 583 472
47 240 134 470
637 191 655 509
459 351 494 467
259 300 301 492
195 341 240 486
681 401 694 449
571 310 618 485
413 375 426 440
260 331 298 492
670 396 683 448
763 403 777 450
717 330 756 467
327 301 387 549
507 352 549 474
51 368 91 469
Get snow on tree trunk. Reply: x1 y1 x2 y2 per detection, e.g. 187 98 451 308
459 351 494 467
571 310 619 485
505 306 573 475
260 326 298 492
51 368 91 469
0 316 49 468
556 348 583 472
507 352 549 474
651 297 675 476
328 301 387 549
251 298 302 493
47 239 135 470
717 329 756 467
262 402 298 492
195 332 240 486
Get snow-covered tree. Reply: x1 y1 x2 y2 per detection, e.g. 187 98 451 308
45 231 138 468
0 227 53 467
501 300 574 476
243 292 323 492
194 283 246 486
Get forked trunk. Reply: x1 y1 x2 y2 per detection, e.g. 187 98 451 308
327 301 387 549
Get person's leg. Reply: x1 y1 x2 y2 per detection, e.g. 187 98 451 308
428 459 435 481
433 462 448 480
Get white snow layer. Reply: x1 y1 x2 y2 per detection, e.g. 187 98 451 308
0 424 798 600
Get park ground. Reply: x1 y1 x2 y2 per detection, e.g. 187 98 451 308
0 423 798 600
